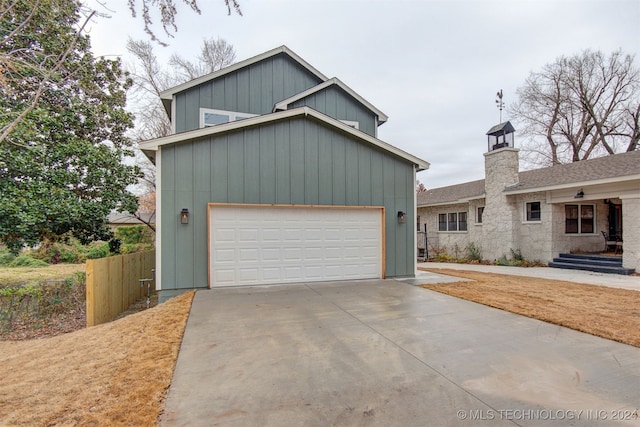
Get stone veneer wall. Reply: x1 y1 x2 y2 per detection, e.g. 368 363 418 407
511 191 552 262
622 197 640 270
482 148 520 261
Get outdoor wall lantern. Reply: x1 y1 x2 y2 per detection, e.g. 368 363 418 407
397 211 406 224
575 189 585 199
180 208 190 224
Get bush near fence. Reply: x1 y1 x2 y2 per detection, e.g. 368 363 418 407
86 251 155 327
0 273 86 334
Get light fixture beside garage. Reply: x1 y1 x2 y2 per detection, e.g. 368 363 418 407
180 208 190 224
397 211 406 224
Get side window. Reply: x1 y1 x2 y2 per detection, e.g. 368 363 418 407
438 214 447 231
525 201 541 222
477 206 484 224
458 212 467 231
448 213 458 231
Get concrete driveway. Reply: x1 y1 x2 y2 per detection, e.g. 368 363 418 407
160 274 640 426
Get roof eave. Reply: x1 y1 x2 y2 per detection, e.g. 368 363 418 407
159 45 328 101
273 77 389 125
139 106 428 170
504 174 640 195
417 193 485 208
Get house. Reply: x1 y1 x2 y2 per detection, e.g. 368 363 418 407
107 211 156 230
417 122 639 274
139 46 429 295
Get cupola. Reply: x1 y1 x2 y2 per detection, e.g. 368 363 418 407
486 121 515 152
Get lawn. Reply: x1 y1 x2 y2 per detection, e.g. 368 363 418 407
0 263 85 286
0 290 194 426
420 268 640 348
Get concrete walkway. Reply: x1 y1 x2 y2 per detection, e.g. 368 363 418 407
418 262 640 291
160 275 640 426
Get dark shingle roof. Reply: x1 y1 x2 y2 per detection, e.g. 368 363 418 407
418 150 640 206
509 150 640 192
417 179 485 206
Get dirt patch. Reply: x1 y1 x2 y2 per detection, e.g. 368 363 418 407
0 290 194 426
420 268 640 348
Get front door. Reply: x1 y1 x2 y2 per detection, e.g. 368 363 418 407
608 202 622 240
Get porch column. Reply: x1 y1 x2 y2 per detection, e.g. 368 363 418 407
621 196 640 272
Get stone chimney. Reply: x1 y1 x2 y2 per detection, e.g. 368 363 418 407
482 122 519 261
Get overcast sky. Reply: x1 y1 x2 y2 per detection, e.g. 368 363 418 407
88 0 640 189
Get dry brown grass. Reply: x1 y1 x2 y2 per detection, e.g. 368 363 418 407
420 268 640 348
0 264 85 285
0 290 194 426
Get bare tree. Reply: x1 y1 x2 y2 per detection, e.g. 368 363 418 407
169 37 236 80
126 37 236 231
510 50 640 167
126 0 242 46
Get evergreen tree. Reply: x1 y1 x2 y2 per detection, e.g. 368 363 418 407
0 0 141 253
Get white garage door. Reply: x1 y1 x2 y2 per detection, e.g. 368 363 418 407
209 205 383 287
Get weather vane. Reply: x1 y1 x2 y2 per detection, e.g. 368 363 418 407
495 89 504 122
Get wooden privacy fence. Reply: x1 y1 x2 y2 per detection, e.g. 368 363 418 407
86 251 155 327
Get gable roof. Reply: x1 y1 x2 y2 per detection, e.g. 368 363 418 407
159 45 328 101
417 179 485 206
506 150 640 193
418 150 640 206
158 46 328 116
139 106 429 171
273 77 388 125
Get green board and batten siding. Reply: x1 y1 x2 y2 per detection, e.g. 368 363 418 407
173 53 380 137
160 117 416 289
290 85 377 137
173 53 324 133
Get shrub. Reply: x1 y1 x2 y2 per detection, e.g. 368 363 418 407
120 243 154 255
0 250 15 266
466 242 482 261
510 248 524 262
109 238 122 254
495 255 511 266
9 256 49 268
115 225 154 245
86 242 110 259
30 238 86 264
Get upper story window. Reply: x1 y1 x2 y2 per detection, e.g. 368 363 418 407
565 204 595 234
340 120 360 130
200 108 257 128
525 201 541 222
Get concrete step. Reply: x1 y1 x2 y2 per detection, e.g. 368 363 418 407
552 256 622 268
550 253 634 275
556 253 623 264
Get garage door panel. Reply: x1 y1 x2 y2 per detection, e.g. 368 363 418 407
210 206 383 287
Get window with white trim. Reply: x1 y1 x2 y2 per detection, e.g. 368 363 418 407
200 108 257 128
565 204 595 234
525 201 541 222
476 206 484 224
340 119 360 130
438 211 467 231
